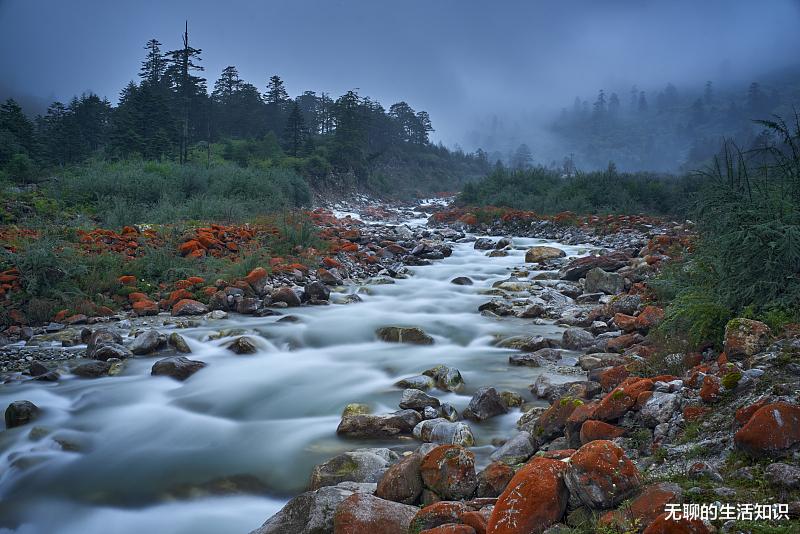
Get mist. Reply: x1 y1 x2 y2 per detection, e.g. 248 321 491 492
1 0 799 170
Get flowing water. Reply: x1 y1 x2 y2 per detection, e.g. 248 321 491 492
0 208 591 534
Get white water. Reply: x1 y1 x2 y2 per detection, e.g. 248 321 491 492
0 212 591 534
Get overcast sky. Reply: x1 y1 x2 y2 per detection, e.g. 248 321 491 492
1 0 799 147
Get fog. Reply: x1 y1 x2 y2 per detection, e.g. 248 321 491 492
1 0 799 170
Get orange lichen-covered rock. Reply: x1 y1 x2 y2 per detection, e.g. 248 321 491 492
410 502 469 533
127 292 149 303
333 493 417 534
538 449 576 460
613 313 638 332
564 440 641 509
683 406 710 422
699 375 720 403
734 402 800 457
723 318 771 360
600 482 682 532
594 378 654 422
167 288 194 305
460 510 489 534
420 525 476 534
420 445 478 500
599 365 629 391
118 275 137 285
476 461 515 498
642 512 712 533
171 299 209 316
487 457 569 534
635 306 664 331
132 299 158 316
179 240 203 256
244 267 268 285
734 397 770 425
580 420 625 444
606 333 639 352
534 397 579 442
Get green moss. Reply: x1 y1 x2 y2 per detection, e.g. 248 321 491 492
721 371 742 390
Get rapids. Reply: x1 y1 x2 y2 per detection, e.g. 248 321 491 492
0 207 591 534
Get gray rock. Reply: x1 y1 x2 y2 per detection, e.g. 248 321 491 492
765 463 800 489
610 294 642 315
130 329 166 355
151 356 207 381
226 336 258 355
395 375 436 390
399 389 440 410
439 403 459 422
578 353 625 371
337 410 422 439
422 406 439 419
376 326 434 345
561 327 595 350
463 387 508 421
451 276 474 286
91 343 133 361
473 238 495 250
72 360 112 378
304 281 330 302
168 332 192 353
412 419 475 447
249 481 376 534
497 335 556 352
5 400 40 429
489 431 537 464
271 287 302 307
423 365 465 392
310 448 398 490
584 268 624 295
639 392 680 428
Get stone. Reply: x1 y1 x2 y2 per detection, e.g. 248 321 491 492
272 287 302 307
91 343 133 361
86 328 122 358
396 375 437 390
610 294 642 316
531 398 580 442
451 277 474 286
375 452 424 504
463 387 508 421
639 392 680 428
72 359 112 378
593 378 653 422
130 329 166 355
151 356 207 381
635 306 664 331
5 400 39 429
489 431 536 464
724 318 771 359
600 483 682 532
641 513 712 534
171 299 209 316
474 238 495 250
477 461 515 498
497 335 555 352
578 353 624 371
414 419 475 447
168 332 192 353
333 492 418 534
337 410 422 439
424 365 465 392
421 526 475 534
487 457 569 534
564 440 641 509
525 246 566 263
249 482 375 534
410 502 469 533
584 268 624 295
559 255 627 281
400 389 441 411
377 326 434 345
579 420 625 444
420 445 478 500
311 449 398 490
764 462 800 489
734 402 800 457
226 336 259 354
561 328 595 350
304 281 331 302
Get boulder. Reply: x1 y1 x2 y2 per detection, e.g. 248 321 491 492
764 462 800 489
171 299 209 316
487 458 569 534
559 255 627 281
734 402 800 457
489 431 536 464
72 360 112 378
396 375 437 390
311 448 398 490
249 482 375 534
168 332 192 353
424 365 465 392
410 502 469 533
600 482 682 532
337 410 422 439
497 335 555 352
561 328 595 350
272 287 302 307
564 440 641 509
584 268 624 295
610 294 642 316
375 452 424 504
639 392 679 428
151 356 207 381
5 400 39 429
463 387 508 421
525 246 566 263
421 526 475 534
420 445 478 500
130 329 166 355
91 343 133 361
579 420 625 444
226 336 259 355
400 389 441 411
451 277 474 286
724 318 771 359
413 419 475 447
474 238 495 250
477 461 515 498
333 493 417 534
304 281 331 302
641 513 712 534
86 328 123 359
377 326 434 345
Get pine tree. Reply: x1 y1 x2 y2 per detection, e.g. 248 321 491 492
166 21 206 164
283 101 306 156
264 75 289 105
140 39 167 86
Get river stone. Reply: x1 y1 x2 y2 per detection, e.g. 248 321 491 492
561 328 595 350
584 268 624 295
5 400 39 429
151 356 207 381
337 410 422 439
474 238 495 250
578 353 625 371
489 431 537 464
463 387 508 421
168 332 192 353
130 329 166 355
249 481 376 534
91 343 133 361
72 360 112 378
610 294 642 316
395 375 436 390
440 403 459 422
639 392 679 428
304 281 330 302
399 389 440 410
375 452 424 504
376 326 434 345
413 419 475 447
86 328 123 358
525 246 566 263
226 336 258 354
450 276 474 286
310 448 398 490
497 335 556 352
423 365 465 392
333 492 418 534
271 287 302 307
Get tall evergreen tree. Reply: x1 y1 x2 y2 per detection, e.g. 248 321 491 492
283 101 306 156
140 39 167 86
166 21 206 163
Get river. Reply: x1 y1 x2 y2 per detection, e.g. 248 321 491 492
0 205 591 534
